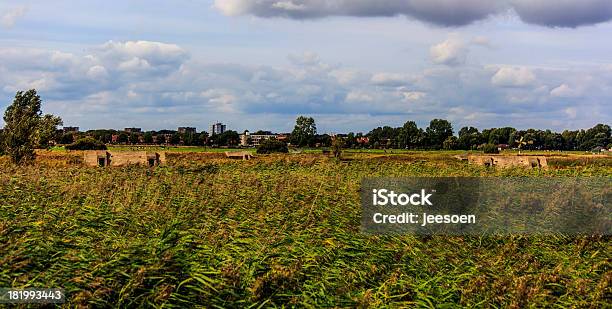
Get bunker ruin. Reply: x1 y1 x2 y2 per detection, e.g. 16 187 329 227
465 155 547 169
83 151 166 167
224 151 255 160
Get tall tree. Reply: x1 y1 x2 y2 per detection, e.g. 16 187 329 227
2 89 62 164
425 119 453 149
143 132 154 144
36 114 63 148
290 116 317 147
129 133 140 145
397 121 422 149
458 126 482 150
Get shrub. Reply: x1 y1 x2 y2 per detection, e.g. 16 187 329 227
257 139 288 154
66 137 107 150
481 143 499 154
331 137 344 158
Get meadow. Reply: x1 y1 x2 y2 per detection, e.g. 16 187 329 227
0 152 610 307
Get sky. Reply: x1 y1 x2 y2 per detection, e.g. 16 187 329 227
0 0 611 134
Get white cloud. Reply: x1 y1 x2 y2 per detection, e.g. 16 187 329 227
399 90 426 101
86 65 109 80
1 6 27 28
97 40 188 68
564 107 577 119
491 67 536 87
371 73 412 86
118 57 152 72
346 90 374 102
550 83 582 98
430 37 467 66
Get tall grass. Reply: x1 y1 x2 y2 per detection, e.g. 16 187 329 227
0 154 610 307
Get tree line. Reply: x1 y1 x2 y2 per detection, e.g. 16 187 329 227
1 90 610 164
288 116 610 152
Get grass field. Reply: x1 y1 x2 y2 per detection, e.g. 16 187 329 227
0 153 610 307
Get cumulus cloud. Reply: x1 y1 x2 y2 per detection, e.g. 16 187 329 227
1 6 27 28
214 0 612 28
550 83 582 97
1 42 609 132
96 41 188 70
430 37 467 66
0 40 189 102
491 67 536 87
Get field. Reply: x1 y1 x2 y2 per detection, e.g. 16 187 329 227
0 152 610 307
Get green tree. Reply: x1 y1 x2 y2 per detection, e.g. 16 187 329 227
170 133 181 145
425 119 453 149
443 136 458 150
397 121 422 149
290 116 317 147
216 130 239 146
129 133 140 145
2 89 63 164
143 132 154 144
579 124 611 150
36 114 63 148
256 139 288 154
458 126 482 150
0 129 4 155
59 132 76 144
117 133 129 144
65 137 107 150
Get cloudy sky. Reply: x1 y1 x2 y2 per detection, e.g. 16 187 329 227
0 0 611 133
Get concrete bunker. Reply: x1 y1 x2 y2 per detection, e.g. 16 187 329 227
466 155 547 169
83 151 165 167
225 151 255 160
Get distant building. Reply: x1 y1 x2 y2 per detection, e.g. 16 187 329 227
277 134 289 142
178 127 197 134
357 137 369 145
240 130 278 147
63 126 79 132
124 128 142 133
210 123 226 135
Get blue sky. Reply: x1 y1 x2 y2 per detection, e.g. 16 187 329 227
0 0 611 133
